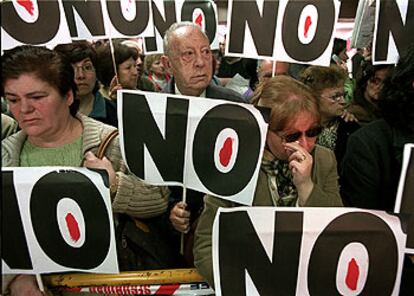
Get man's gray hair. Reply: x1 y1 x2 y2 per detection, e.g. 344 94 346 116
163 21 208 57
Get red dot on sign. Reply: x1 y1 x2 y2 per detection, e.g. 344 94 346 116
195 14 203 27
17 0 34 16
304 16 312 38
345 258 360 291
65 213 81 242
219 137 233 167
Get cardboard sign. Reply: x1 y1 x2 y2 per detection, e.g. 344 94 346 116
395 144 414 254
1 0 72 49
2 167 118 274
373 0 413 65
1 0 218 52
226 0 341 66
118 90 268 206
213 207 414 296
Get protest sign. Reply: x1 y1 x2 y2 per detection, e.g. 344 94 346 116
226 0 341 66
1 0 218 52
373 0 414 64
213 207 413 295
2 167 118 274
118 90 268 206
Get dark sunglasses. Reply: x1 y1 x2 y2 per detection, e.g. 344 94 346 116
278 126 323 143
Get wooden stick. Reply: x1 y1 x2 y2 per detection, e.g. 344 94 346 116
43 268 204 288
36 274 45 292
180 186 187 255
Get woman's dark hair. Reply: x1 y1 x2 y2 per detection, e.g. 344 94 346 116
2 45 79 116
54 40 100 94
353 61 393 106
379 43 414 133
332 38 347 56
95 39 138 87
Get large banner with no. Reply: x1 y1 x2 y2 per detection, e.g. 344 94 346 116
118 90 268 206
1 0 218 52
213 207 414 296
2 167 118 274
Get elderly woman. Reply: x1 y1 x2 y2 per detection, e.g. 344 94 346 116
1 45 169 295
193 76 342 288
54 40 118 127
144 53 171 92
299 65 360 170
95 40 140 100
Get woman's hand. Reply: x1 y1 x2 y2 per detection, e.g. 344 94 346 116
284 142 314 205
108 76 122 100
83 151 116 188
169 201 191 233
9 275 45 296
341 109 358 122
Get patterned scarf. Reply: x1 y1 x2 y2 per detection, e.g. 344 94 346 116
261 158 298 207
317 120 339 150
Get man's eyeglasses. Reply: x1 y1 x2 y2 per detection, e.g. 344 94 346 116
73 63 95 73
321 91 345 102
277 126 323 143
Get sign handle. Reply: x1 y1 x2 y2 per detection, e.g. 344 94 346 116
36 274 44 292
180 186 187 255
108 38 120 85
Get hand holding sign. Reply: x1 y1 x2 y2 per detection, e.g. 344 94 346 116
83 151 117 191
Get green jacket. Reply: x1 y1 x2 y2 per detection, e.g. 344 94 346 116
193 145 343 288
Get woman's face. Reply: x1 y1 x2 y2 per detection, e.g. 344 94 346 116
266 111 319 161
319 86 346 121
118 57 138 89
4 73 73 140
73 58 96 98
150 59 165 77
365 68 389 101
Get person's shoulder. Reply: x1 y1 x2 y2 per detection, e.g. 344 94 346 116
350 119 391 141
206 83 247 103
78 113 117 137
314 144 336 160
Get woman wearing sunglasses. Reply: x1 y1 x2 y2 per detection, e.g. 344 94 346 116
193 76 342 288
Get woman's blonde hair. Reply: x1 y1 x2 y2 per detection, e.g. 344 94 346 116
144 53 163 74
251 75 320 131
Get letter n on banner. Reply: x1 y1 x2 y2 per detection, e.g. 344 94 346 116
373 0 414 64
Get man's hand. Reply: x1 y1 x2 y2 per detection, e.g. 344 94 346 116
170 201 191 233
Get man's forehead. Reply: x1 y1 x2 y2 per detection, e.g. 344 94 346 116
173 26 209 43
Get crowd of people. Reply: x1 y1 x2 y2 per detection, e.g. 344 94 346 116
1 21 414 295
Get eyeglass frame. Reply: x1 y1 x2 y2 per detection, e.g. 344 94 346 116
321 91 346 102
275 126 323 143
72 62 95 74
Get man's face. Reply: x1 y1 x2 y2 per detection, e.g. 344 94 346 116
165 27 213 96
